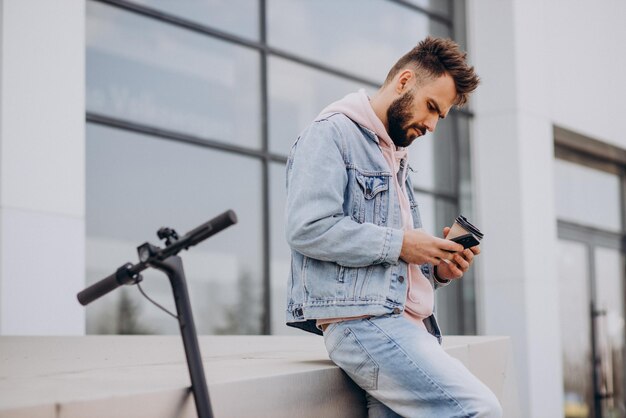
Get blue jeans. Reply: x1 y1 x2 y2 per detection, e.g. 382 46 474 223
323 314 503 418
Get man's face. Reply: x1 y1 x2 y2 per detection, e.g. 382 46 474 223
387 74 457 147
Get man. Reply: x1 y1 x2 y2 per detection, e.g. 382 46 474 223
285 37 502 417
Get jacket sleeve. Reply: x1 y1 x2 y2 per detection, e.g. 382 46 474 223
285 118 404 268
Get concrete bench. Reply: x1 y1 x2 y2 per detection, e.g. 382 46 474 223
0 335 518 417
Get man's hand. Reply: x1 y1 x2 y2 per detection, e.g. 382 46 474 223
400 229 464 266
435 226 481 280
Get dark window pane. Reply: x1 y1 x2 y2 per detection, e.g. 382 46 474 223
268 0 451 82
593 247 625 416
126 0 260 40
86 2 261 149
414 192 475 335
268 57 366 155
85 124 263 335
456 114 473 222
269 162 300 334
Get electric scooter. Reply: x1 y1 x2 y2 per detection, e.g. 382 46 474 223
77 209 238 418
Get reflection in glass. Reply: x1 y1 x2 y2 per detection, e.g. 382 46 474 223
86 124 263 335
594 247 625 417
408 114 457 194
456 115 473 218
558 240 592 417
126 0 260 40
555 159 622 233
414 192 436 235
268 57 367 155
413 192 457 237
86 2 261 149
404 0 452 16
267 0 451 82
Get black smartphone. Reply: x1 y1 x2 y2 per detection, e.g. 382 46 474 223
449 233 480 249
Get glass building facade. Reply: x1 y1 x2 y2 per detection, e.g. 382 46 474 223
85 0 476 336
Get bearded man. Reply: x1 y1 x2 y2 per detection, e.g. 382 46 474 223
285 37 502 418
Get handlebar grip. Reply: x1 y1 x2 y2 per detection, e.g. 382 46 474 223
185 209 238 247
77 263 133 306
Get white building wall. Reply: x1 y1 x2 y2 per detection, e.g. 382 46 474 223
546 0 626 149
0 0 85 334
467 0 626 416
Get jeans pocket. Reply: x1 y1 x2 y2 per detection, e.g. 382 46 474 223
326 327 379 391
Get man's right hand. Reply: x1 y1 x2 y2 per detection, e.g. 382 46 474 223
399 229 464 265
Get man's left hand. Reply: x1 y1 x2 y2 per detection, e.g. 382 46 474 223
435 227 480 280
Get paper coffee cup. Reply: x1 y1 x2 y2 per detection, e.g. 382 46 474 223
446 215 484 241
447 221 469 240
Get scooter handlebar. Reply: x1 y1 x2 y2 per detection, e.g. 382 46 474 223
77 263 133 306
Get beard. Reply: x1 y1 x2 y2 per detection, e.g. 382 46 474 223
386 90 425 147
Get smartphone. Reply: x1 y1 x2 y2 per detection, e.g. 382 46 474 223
450 233 480 249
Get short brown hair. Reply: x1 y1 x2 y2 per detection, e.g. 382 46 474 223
384 36 480 107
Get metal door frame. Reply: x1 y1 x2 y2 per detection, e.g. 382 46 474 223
558 220 625 417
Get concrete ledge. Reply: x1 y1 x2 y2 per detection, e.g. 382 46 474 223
0 335 518 417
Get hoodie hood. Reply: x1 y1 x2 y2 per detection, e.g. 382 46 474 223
316 89 399 153
316 89 410 179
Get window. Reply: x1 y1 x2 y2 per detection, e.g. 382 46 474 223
126 0 260 40
267 0 450 82
554 127 626 416
86 124 263 334
86 0 474 335
555 159 622 232
268 56 366 155
87 2 261 149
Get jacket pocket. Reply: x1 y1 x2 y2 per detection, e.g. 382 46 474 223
353 170 390 225
303 257 350 301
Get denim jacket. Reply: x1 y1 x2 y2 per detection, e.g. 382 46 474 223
285 112 446 341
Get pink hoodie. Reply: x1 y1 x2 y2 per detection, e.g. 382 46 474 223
316 89 434 330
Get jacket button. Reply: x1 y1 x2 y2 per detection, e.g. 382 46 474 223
398 275 404 283
393 307 401 314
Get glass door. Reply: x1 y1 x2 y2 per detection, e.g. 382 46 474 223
594 247 625 418
557 233 626 418
558 239 593 417
555 146 626 417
